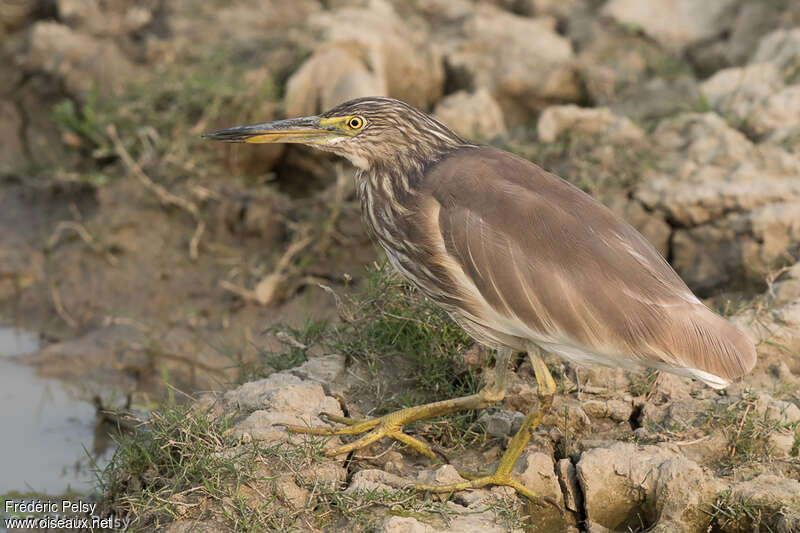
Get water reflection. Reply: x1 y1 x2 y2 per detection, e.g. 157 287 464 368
0 327 113 495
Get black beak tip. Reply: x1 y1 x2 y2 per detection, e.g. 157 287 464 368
202 128 243 142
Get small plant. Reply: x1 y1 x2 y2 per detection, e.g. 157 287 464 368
701 391 799 466
705 490 785 533
330 262 482 413
253 318 329 375
53 89 115 159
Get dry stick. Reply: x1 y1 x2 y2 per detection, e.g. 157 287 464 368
48 268 78 328
46 219 119 328
220 166 351 305
729 403 751 457
107 124 205 260
219 233 314 305
47 220 119 266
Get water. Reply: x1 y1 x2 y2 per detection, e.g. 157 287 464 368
0 327 112 496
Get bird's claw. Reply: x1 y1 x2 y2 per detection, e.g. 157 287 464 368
283 412 438 459
416 472 561 511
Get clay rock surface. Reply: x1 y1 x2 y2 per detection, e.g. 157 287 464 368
57 0 155 36
21 21 137 96
227 372 343 443
286 0 443 116
634 112 800 291
735 260 800 376
444 4 580 123
433 89 507 141
577 442 724 532
701 29 800 142
602 0 739 53
537 105 644 144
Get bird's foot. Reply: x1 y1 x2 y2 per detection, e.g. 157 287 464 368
416 469 556 507
283 391 500 459
283 409 438 459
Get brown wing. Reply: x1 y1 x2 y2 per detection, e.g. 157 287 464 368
420 146 756 384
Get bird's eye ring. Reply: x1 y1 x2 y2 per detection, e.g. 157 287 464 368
347 117 364 129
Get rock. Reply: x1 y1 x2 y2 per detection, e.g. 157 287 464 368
708 3 800 69
701 63 800 139
581 400 606 419
161 521 228 533
602 0 739 53
295 461 346 490
285 43 386 117
58 0 154 36
768 432 796 458
445 4 580 123
287 353 346 384
286 0 443 115
537 105 644 144
275 476 309 508
443 506 523 533
513 451 563 506
582 398 633 423
557 458 581 512
346 469 411 493
452 487 493 508
525 0 581 21
22 22 137 97
737 475 800 506
417 465 465 487
414 0 474 23
381 517 435 533
752 28 800 73
433 89 507 140
577 442 724 531
576 23 650 107
227 373 343 442
478 409 525 437
612 76 703 124
649 372 693 402
635 113 800 291
585 522 613 533
722 475 800 527
544 396 591 436
0 0 39 32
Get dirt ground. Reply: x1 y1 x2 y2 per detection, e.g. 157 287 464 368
1 0 800 532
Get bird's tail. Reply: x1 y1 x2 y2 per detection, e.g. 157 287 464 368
681 309 757 389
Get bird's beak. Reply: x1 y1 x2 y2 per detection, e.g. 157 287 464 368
203 115 338 145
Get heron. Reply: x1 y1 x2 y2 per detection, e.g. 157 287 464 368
204 97 756 502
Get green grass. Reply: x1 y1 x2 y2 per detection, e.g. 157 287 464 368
49 42 286 187
702 391 800 466
246 317 330 377
239 261 486 449
324 261 486 448
706 490 786 533
97 399 510 531
332 261 479 404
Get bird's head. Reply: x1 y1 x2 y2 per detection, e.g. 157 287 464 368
204 97 465 171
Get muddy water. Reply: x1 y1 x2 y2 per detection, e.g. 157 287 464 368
0 327 113 496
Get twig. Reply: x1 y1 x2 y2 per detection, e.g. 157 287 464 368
48 267 78 328
47 220 118 266
219 233 314 305
107 124 205 260
729 404 751 457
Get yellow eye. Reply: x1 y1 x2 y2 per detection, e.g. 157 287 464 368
347 116 364 129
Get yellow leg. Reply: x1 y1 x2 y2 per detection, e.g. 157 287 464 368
416 351 557 505
284 348 514 458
